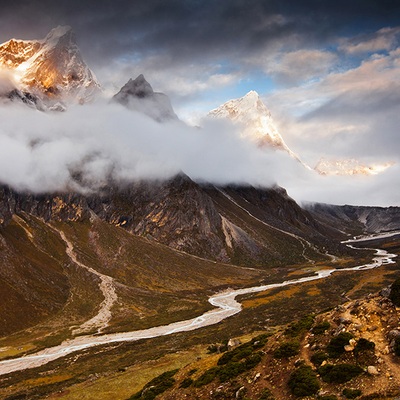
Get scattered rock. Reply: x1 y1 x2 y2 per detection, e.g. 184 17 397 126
388 329 400 340
353 323 363 331
235 386 246 399
228 338 241 349
345 345 355 352
367 366 379 375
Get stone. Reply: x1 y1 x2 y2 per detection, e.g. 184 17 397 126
367 366 379 375
345 345 354 352
388 329 400 340
228 338 241 349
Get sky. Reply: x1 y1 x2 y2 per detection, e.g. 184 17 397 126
0 0 400 206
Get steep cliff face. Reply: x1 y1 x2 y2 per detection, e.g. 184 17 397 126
88 174 228 261
0 26 100 108
3 173 386 268
0 187 91 226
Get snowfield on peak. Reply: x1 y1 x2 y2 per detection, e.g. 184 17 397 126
0 25 100 107
208 91 309 168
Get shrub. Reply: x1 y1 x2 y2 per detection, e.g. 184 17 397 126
288 365 320 397
342 388 362 398
318 363 363 383
312 321 331 335
218 347 252 365
274 340 300 359
194 367 219 387
218 334 268 365
129 369 178 400
389 277 400 306
394 337 400 356
286 315 315 337
179 377 193 388
311 351 329 366
259 388 275 399
326 332 354 358
354 338 375 355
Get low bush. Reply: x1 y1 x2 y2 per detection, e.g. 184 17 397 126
288 365 320 397
195 351 263 386
286 315 315 337
354 338 375 355
342 388 362 398
311 351 329 366
218 334 268 365
194 367 219 387
179 377 193 388
318 363 363 383
129 369 178 400
326 332 354 358
389 277 400 306
259 388 275 399
312 321 331 335
274 340 300 359
394 337 400 356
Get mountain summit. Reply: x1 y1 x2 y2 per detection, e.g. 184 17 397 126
0 26 100 108
113 74 178 122
209 91 288 149
209 91 310 167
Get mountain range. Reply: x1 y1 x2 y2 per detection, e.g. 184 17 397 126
0 26 399 400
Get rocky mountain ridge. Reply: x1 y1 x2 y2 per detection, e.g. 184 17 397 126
0 26 100 108
113 74 178 122
0 173 352 267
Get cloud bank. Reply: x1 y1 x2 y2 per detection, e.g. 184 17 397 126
0 101 398 207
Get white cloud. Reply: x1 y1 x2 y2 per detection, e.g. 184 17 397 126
339 27 400 54
0 98 398 207
262 49 337 85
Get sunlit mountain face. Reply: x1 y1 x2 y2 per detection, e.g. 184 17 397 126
0 26 100 109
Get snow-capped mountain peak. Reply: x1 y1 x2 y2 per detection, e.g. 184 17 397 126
0 26 100 108
209 91 306 165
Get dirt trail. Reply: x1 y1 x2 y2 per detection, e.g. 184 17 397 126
56 229 118 335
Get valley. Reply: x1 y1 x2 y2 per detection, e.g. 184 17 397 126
0 23 399 400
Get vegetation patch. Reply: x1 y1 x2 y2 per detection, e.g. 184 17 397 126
273 340 300 359
318 363 363 383
259 388 275 399
326 332 354 358
194 335 266 387
354 338 375 355
390 277 400 306
311 350 329 366
179 377 193 388
312 321 331 335
288 365 320 397
128 369 178 400
285 314 315 337
342 388 362 398
394 337 400 356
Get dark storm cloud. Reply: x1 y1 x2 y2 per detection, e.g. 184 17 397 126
1 0 400 69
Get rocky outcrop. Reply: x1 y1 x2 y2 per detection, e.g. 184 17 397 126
113 74 178 122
